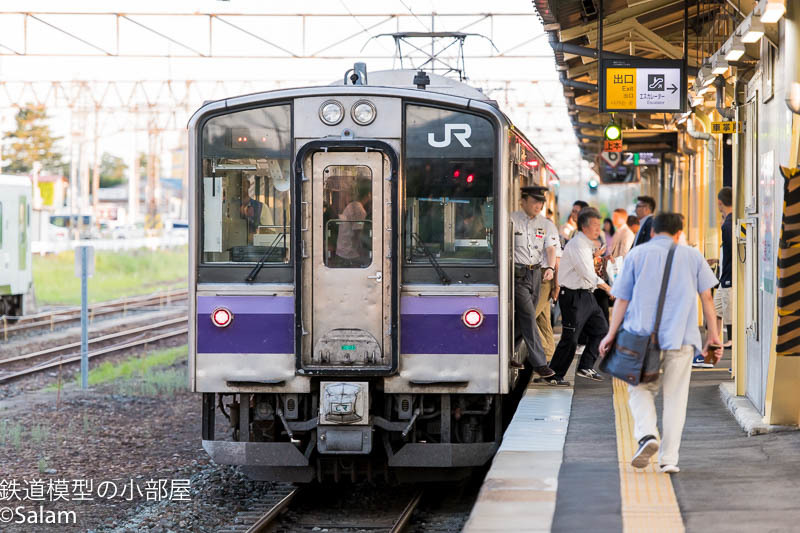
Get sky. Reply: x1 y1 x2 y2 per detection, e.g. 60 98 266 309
0 0 590 184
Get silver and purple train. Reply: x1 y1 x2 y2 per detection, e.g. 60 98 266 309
188 66 559 482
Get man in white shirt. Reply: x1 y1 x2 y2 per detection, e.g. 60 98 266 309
511 186 559 378
547 207 612 385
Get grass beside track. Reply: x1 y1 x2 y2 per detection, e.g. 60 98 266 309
33 246 188 305
45 345 189 395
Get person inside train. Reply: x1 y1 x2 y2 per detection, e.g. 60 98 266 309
632 195 656 247
511 185 559 378
547 207 611 386
334 181 372 267
560 200 588 242
240 177 275 242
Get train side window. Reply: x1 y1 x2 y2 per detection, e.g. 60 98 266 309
322 165 373 268
200 105 292 269
403 104 496 266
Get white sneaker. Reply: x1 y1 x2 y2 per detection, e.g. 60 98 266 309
660 464 680 474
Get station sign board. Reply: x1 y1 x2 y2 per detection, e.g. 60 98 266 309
599 58 685 113
600 151 622 167
711 121 740 134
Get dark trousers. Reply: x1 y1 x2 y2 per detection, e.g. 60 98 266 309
514 266 546 368
578 287 609 345
549 287 609 379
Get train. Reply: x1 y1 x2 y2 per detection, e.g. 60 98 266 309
188 65 559 482
0 175 33 318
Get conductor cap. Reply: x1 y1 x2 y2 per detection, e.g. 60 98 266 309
521 185 548 201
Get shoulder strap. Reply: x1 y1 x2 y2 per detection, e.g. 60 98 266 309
653 242 677 338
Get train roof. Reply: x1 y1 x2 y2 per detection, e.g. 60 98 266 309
330 70 492 101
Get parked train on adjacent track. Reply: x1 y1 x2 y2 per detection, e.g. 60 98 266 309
188 67 559 482
0 175 32 318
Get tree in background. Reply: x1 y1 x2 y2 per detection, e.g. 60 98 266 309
2 104 64 174
99 152 128 188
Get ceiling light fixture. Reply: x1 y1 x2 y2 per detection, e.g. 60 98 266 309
761 0 786 24
742 17 765 43
725 36 746 61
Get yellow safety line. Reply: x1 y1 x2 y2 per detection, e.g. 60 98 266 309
612 378 685 532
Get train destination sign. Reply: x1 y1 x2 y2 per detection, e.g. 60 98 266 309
599 58 685 113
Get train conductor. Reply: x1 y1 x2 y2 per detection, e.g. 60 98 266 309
511 186 559 378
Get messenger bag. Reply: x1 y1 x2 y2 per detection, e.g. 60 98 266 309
600 242 677 386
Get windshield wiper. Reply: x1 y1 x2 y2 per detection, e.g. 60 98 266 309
245 233 286 282
411 233 451 285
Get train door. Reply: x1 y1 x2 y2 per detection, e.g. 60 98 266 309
743 88 763 412
18 195 27 271
303 150 392 371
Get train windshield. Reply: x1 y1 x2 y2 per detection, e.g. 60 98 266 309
404 104 495 265
200 105 292 265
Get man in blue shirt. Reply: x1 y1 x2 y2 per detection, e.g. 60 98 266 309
599 213 723 474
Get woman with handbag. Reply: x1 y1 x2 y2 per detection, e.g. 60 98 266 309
598 213 723 474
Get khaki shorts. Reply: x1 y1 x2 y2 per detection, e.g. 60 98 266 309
714 287 731 325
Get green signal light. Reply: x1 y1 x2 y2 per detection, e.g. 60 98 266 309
604 122 622 141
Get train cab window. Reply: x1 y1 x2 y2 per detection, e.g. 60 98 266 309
200 105 292 271
322 165 373 268
403 104 495 266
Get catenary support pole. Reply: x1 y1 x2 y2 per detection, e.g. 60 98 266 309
80 245 89 389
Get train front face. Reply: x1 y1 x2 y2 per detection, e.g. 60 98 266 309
188 85 512 482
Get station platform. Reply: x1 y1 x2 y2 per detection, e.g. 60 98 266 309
464 350 800 532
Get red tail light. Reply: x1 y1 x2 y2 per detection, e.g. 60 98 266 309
462 308 484 328
211 307 233 328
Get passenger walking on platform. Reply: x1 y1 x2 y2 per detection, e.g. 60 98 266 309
609 208 634 259
627 215 640 239
512 186 560 377
560 200 588 242
536 195 562 361
632 196 656 247
598 213 723 474
602 218 615 255
547 207 611 385
714 187 733 349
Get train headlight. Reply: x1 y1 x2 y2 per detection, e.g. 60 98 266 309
319 100 344 125
211 307 233 328
351 100 376 125
462 308 484 328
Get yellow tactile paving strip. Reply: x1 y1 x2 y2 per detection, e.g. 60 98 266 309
612 378 685 533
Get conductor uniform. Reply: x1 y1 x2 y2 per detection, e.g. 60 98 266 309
511 186 557 377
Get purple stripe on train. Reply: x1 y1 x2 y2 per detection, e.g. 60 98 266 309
400 296 499 354
197 295 294 354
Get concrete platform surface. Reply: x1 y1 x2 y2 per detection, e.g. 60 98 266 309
464 349 800 532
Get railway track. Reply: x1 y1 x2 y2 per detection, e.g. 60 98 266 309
0 316 188 384
218 486 423 533
0 287 188 341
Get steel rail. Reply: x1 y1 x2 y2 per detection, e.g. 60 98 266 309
0 328 188 384
391 490 424 533
0 316 188 367
245 487 301 533
1 289 187 339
